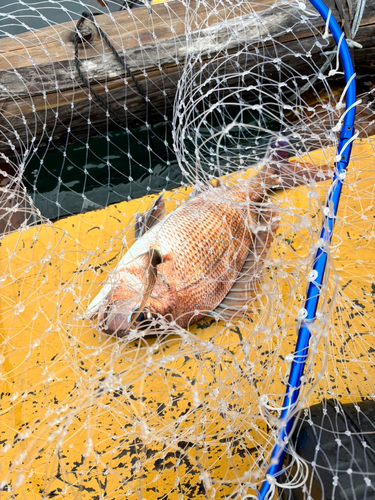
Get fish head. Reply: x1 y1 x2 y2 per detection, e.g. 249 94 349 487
97 283 158 336
96 249 162 336
98 300 158 337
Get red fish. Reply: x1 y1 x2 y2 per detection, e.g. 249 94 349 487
87 148 328 336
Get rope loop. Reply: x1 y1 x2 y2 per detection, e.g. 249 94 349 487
73 10 146 125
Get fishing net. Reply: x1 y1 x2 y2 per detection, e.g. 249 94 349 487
1 0 375 498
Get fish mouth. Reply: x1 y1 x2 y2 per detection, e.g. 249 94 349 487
98 301 157 337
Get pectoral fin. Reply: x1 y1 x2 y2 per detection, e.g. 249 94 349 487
135 194 165 239
127 248 162 328
140 248 162 302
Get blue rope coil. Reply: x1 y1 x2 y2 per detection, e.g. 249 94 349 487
258 0 356 498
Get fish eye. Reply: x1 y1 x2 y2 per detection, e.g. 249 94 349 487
134 312 145 322
130 309 158 331
129 310 144 324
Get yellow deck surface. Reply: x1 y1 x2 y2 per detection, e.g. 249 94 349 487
0 137 374 498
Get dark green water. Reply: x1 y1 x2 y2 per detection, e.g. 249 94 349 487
23 121 182 220
23 106 281 220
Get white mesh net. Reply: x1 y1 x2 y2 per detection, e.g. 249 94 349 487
1 0 375 498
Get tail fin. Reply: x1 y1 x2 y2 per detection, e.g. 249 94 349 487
256 142 331 195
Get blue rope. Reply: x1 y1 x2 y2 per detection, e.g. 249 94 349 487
258 1 356 498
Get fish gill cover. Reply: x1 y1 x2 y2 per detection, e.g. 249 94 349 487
0 0 375 499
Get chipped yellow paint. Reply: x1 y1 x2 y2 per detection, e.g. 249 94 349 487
0 138 374 498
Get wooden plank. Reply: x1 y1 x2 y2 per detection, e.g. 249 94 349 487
0 0 374 159
0 0 274 72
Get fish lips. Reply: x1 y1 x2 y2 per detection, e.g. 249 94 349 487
98 301 157 337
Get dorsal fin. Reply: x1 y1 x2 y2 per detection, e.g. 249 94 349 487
187 178 223 202
212 178 222 188
212 207 279 320
135 194 165 239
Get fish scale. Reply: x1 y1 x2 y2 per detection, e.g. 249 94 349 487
143 190 253 326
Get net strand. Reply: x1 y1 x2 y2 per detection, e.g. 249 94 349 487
0 0 375 499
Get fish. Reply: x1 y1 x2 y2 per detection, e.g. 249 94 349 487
86 145 328 336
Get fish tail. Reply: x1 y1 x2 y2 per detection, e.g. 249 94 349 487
265 140 330 190
247 144 330 200
268 159 330 191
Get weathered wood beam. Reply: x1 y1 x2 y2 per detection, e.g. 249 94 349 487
0 0 374 160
